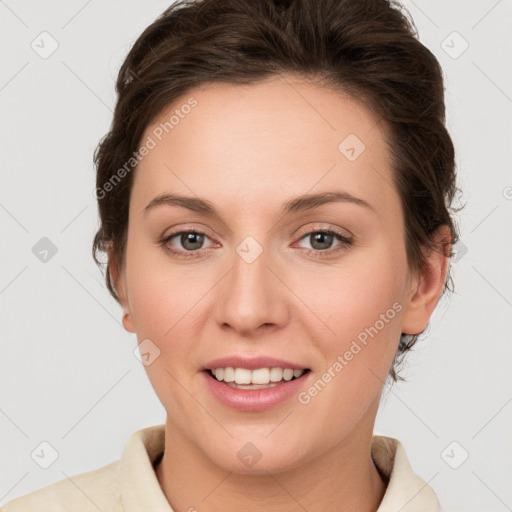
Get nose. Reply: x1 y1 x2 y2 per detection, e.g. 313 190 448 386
213 244 290 338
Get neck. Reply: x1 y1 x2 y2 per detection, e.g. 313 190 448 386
155 407 387 512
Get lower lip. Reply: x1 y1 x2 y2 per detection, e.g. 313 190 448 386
201 370 311 412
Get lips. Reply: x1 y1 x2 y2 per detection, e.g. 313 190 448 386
201 366 312 411
200 355 312 411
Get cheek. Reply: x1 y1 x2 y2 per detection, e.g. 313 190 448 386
127 265 206 342
125 256 208 402
293 245 407 343
125 229 207 336
292 266 405 428
290 246 407 398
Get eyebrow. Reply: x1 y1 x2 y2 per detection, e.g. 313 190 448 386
144 190 374 218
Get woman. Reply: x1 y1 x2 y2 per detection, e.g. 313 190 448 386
3 0 459 510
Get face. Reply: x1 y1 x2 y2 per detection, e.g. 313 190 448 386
114 74 439 474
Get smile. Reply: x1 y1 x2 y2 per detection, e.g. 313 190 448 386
209 367 309 387
202 368 312 411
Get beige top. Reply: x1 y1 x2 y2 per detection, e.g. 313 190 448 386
2 424 441 511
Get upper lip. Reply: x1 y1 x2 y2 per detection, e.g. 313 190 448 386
203 356 310 371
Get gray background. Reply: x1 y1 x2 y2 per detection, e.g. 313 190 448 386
1 1 511 510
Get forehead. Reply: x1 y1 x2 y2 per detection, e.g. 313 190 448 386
132 76 399 219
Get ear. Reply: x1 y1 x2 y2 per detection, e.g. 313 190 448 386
108 247 135 333
401 225 452 335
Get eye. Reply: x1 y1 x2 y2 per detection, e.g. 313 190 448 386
293 228 353 257
161 230 215 259
160 226 353 260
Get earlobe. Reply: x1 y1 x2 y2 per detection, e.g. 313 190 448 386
122 311 135 333
401 226 452 335
108 247 135 333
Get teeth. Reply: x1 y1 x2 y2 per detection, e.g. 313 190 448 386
223 367 235 382
234 368 251 384
269 367 283 382
252 368 270 384
211 367 306 385
283 368 294 381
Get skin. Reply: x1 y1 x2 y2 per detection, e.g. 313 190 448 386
111 74 451 512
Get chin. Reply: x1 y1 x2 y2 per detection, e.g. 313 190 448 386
205 438 310 476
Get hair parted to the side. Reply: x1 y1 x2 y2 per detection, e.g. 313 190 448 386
92 0 460 382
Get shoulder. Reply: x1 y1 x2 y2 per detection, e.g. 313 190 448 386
372 435 442 512
1 424 166 512
1 460 123 512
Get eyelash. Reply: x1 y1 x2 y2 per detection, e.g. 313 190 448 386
160 227 353 260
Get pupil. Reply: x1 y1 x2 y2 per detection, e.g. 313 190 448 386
311 232 333 250
182 232 204 250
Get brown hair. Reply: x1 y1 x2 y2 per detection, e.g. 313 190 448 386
92 0 460 382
